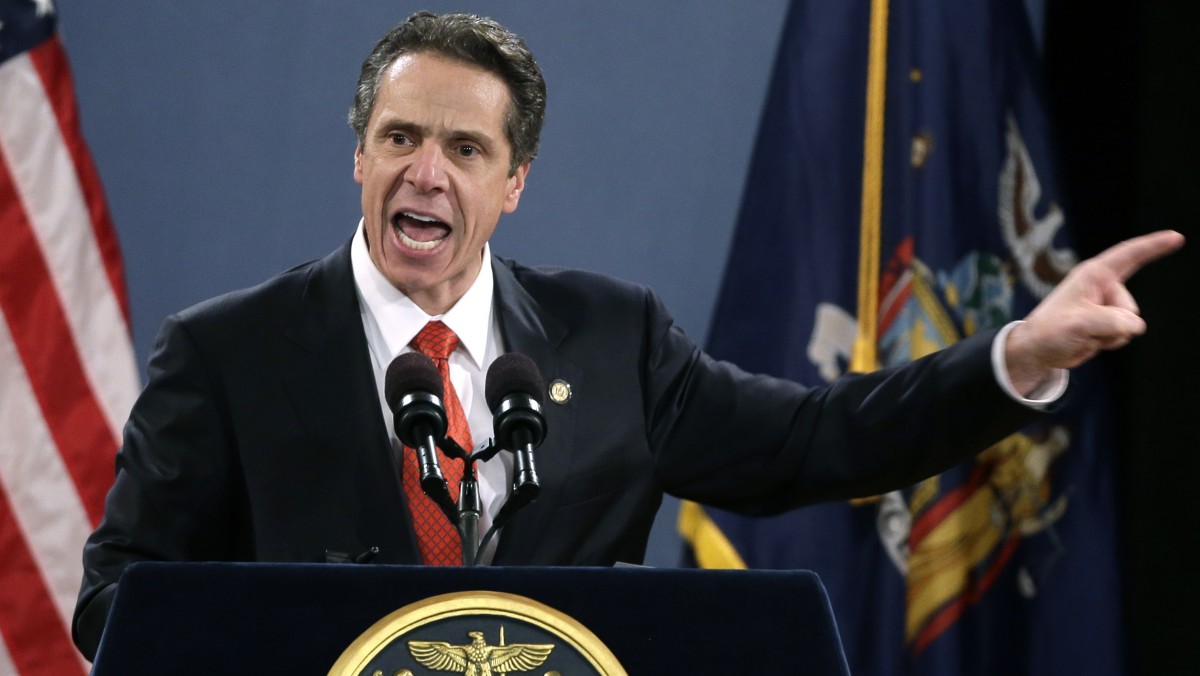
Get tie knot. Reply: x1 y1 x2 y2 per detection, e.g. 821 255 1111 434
411 321 460 361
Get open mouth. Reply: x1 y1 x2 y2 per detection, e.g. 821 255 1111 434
392 211 450 251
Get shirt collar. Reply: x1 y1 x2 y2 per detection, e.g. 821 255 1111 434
350 219 493 368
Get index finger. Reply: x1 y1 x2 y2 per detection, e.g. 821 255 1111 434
1094 230 1185 281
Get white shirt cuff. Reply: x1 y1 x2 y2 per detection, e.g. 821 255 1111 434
991 321 1069 407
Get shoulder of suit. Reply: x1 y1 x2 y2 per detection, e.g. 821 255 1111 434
495 255 656 304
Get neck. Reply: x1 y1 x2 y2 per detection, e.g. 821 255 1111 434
404 254 485 316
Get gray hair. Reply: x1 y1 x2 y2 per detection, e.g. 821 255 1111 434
348 11 547 174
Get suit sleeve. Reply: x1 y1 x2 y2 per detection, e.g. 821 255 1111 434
72 314 246 660
639 289 1043 515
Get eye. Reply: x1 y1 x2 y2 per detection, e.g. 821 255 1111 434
390 133 412 146
457 144 479 158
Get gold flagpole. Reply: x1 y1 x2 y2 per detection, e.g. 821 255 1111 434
851 0 891 374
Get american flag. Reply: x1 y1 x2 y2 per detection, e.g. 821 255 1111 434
0 0 139 672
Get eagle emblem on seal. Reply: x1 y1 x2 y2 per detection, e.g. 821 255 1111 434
408 630 554 675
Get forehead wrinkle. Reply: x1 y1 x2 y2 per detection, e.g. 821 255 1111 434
378 93 504 146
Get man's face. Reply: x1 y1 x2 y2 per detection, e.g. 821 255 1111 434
354 52 528 314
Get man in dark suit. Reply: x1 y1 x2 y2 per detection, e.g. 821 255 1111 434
72 11 1181 660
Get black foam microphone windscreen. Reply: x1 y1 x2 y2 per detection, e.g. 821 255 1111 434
385 351 443 408
484 353 545 411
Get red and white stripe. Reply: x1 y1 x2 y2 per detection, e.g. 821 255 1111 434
0 34 139 674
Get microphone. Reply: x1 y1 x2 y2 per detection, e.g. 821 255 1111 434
384 352 457 525
485 353 546 522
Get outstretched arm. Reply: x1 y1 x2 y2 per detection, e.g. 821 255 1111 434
1005 230 1185 395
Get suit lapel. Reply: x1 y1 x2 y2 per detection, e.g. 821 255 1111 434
280 240 419 563
489 257 582 564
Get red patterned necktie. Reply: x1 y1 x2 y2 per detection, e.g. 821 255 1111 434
403 321 472 566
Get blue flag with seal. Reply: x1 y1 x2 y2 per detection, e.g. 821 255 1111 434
679 1 1123 674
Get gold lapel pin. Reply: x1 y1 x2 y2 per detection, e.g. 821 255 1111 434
548 379 572 405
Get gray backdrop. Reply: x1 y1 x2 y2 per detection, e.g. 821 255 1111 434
57 1 794 566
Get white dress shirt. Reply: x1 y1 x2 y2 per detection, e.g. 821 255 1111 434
350 220 511 564
992 321 1069 405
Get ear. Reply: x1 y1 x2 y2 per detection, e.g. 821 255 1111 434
353 143 365 185
502 162 530 213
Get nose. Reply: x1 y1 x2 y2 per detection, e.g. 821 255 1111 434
406 143 449 193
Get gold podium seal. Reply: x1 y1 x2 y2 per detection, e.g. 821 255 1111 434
328 591 626 676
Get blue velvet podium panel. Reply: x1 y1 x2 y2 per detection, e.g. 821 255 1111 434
90 562 850 674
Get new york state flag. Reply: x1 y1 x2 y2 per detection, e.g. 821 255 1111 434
681 1 1122 674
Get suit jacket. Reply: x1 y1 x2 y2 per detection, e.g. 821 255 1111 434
73 238 1038 658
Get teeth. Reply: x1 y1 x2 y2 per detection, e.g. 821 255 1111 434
397 228 445 251
402 212 440 223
